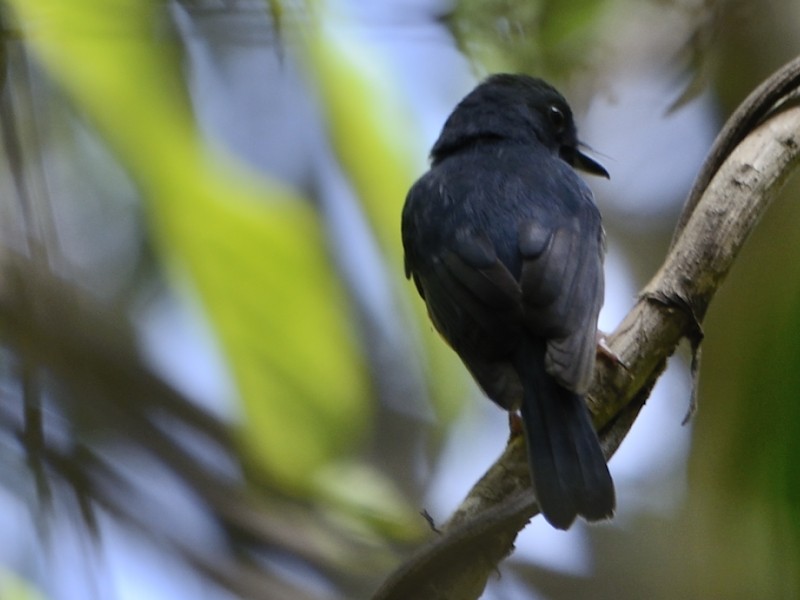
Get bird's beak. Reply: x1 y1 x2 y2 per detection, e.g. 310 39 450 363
562 145 610 179
572 149 609 179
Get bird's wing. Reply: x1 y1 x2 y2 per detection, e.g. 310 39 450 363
404 226 525 408
518 216 605 394
422 228 522 348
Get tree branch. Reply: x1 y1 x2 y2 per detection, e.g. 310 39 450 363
373 66 800 600
671 55 800 244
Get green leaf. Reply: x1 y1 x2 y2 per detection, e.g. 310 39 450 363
302 6 469 420
9 0 369 491
0 569 47 600
446 0 611 77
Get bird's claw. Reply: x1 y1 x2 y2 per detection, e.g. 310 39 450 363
596 331 629 370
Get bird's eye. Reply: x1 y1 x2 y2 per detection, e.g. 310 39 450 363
548 105 566 131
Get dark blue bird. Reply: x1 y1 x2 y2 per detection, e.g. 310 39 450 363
401 74 615 529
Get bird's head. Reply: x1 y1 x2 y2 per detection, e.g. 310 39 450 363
431 74 609 178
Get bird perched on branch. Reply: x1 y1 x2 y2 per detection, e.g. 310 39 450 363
401 74 615 529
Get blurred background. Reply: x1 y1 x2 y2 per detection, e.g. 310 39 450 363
0 0 799 598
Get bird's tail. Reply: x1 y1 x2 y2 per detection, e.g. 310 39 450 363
514 337 615 529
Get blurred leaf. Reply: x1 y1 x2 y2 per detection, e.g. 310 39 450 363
445 0 611 77
719 282 800 567
302 4 468 420
8 0 368 492
0 569 46 600
697 176 800 597
667 0 723 112
313 460 428 542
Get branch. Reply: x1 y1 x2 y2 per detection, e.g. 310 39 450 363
671 55 800 244
373 67 800 600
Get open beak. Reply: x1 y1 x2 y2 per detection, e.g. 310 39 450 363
562 145 610 179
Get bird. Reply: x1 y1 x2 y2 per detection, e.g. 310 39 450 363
401 74 615 529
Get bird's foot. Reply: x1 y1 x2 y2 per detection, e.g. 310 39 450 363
508 412 525 439
596 331 629 370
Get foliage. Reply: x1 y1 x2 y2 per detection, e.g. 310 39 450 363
0 0 798 599
445 0 611 77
